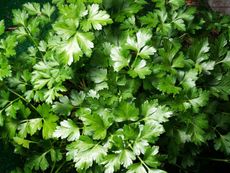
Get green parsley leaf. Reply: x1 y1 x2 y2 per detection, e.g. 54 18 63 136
53 96 73 116
42 3 55 18
127 163 147 173
70 91 86 106
18 118 42 138
0 20 5 36
119 149 136 168
139 12 159 28
81 4 112 31
181 69 198 90
67 136 107 170
37 104 59 139
53 20 78 40
189 38 210 63
29 154 49 171
103 148 136 171
126 30 156 58
211 72 230 99
0 91 9 108
53 119 80 141
110 47 130 72
23 3 41 15
219 51 230 67
186 114 209 144
13 137 33 149
183 89 209 112
169 0 185 9
50 148 63 162
0 57 11 81
0 35 18 57
141 100 173 124
12 9 28 26
149 169 167 173
90 68 107 83
0 111 4 126
128 59 151 79
102 154 121 173
155 76 181 95
80 113 108 140
114 102 139 122
144 146 160 168
214 132 230 155
60 32 94 65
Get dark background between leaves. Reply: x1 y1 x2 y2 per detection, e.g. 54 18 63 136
0 0 49 26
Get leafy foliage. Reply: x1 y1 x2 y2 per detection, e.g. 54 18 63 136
1 0 230 173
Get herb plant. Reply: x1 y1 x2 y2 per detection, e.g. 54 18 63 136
0 0 230 172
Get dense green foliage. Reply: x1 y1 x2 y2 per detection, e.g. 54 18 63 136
1 0 230 172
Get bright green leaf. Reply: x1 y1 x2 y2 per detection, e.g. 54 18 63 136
0 20 5 36
13 137 32 149
110 47 130 72
53 119 80 141
23 3 41 15
214 132 230 155
53 96 73 116
80 113 108 140
67 137 107 170
129 59 151 79
114 102 139 122
82 4 112 31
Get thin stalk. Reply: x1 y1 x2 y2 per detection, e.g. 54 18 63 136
128 144 151 171
6 87 41 116
0 97 20 112
54 161 65 173
24 26 44 59
50 161 56 173
131 50 140 68
198 156 230 163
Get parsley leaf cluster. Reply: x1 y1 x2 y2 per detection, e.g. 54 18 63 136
1 0 230 172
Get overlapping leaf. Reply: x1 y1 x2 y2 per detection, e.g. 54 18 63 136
53 119 80 141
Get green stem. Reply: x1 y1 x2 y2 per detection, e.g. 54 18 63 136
198 157 230 163
24 26 44 59
50 161 56 173
6 87 41 116
137 155 151 171
54 161 65 173
128 144 150 171
0 97 20 112
131 50 140 67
